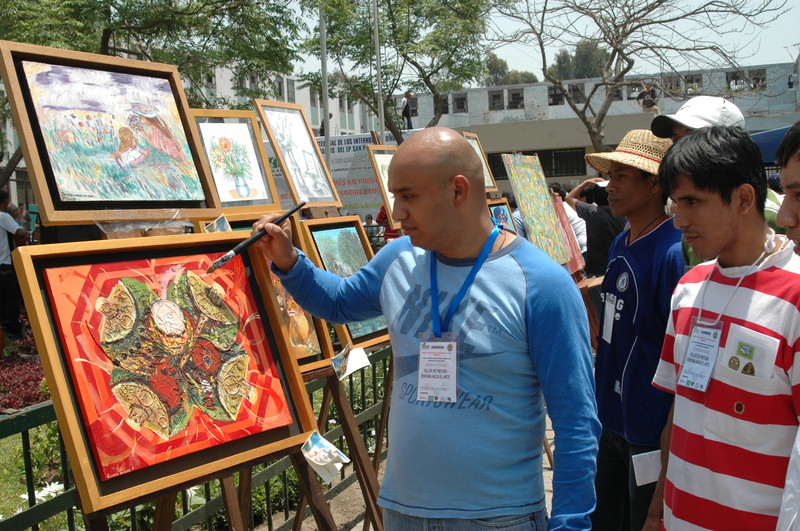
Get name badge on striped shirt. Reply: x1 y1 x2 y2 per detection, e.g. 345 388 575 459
678 317 722 392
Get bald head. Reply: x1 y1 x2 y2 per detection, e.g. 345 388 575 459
390 127 484 190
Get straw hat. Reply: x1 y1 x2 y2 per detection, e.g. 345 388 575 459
584 129 672 176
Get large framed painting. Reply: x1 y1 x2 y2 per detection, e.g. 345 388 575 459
366 145 399 230
0 40 220 226
502 153 570 265
462 132 499 193
13 232 315 513
487 197 518 233
295 216 389 350
551 195 585 275
253 100 341 209
192 108 281 217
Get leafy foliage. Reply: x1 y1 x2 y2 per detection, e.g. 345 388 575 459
485 51 538 85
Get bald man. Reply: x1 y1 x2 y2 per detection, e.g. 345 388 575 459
254 127 600 530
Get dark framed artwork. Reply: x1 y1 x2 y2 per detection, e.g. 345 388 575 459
366 144 399 230
487 198 517 233
462 132 499 192
253 99 341 209
192 108 281 216
295 216 389 350
13 232 315 513
0 40 220 225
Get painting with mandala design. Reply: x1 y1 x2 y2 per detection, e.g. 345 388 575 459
44 253 292 480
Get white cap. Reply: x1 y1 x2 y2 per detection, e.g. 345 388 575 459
651 96 745 138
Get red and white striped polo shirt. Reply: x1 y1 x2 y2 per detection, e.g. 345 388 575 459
653 237 800 530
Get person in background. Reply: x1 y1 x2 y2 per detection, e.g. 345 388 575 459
363 213 384 251
252 127 600 530
375 205 400 244
0 189 30 339
650 126 800 530
401 91 413 129
775 119 800 530
566 178 626 277
582 130 681 531
636 84 659 115
550 182 587 257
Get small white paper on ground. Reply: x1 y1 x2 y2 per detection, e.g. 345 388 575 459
632 449 662 486
302 430 350 485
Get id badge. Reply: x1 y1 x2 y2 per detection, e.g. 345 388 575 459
602 293 616 344
417 332 458 402
677 317 722 392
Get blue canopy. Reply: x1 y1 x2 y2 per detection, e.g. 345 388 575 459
751 126 790 164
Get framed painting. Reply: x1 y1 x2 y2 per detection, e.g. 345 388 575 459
551 195 585 275
295 216 390 350
0 40 220 226
192 108 281 217
13 232 315 513
462 132 499 193
502 153 570 265
252 214 337 374
366 145 399 230
487 198 517 233
253 99 341 209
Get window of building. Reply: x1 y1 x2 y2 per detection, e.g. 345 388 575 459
409 97 418 117
749 68 767 90
286 79 296 103
727 71 748 92
608 85 622 101
685 74 702 94
453 93 468 113
436 94 449 114
537 148 587 177
249 72 258 90
568 83 585 104
339 96 346 113
548 85 564 106
310 89 319 108
662 75 681 94
628 83 642 100
275 76 284 100
507 88 524 109
488 90 504 111
204 74 216 99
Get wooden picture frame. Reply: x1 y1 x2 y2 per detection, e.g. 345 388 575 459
366 144 399 230
462 132 499 192
253 99 341 209
487 197 518 233
13 232 315 514
0 40 221 226
295 216 390 350
253 214 337 374
191 108 281 217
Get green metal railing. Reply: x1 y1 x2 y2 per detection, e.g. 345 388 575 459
0 346 391 531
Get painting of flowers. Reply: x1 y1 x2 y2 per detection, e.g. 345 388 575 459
20 60 204 203
197 121 274 205
43 252 292 480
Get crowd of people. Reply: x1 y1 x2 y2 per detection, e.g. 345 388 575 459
252 93 800 531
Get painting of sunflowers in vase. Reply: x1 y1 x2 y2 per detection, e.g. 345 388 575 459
197 121 273 205
44 252 291 480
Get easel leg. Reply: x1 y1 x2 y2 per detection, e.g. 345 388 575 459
329 374 383 531
293 387 334 530
153 491 178 531
364 360 391 531
238 467 253 529
221 475 247 531
290 452 338 531
82 512 109 531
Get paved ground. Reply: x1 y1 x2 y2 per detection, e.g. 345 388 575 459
262 419 555 530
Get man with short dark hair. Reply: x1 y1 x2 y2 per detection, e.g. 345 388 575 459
636 84 659 115
0 189 30 338
253 127 600 530
649 126 800 530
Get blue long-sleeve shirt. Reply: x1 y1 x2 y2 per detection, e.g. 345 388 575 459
274 235 600 530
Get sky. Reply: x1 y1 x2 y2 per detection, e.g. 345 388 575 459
492 6 799 75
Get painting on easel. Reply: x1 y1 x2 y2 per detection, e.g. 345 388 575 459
14 232 315 513
0 40 219 225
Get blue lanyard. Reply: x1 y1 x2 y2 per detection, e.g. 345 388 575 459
430 226 500 337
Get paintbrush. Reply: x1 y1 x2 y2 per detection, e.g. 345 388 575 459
205 201 306 274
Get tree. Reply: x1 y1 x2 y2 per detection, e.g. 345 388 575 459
302 0 489 143
0 0 304 108
492 0 787 151
486 51 538 85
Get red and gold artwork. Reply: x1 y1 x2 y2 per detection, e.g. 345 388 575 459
44 253 292 480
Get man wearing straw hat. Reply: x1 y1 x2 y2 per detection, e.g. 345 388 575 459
584 130 684 531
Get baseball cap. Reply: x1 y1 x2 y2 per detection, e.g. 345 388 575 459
651 96 745 138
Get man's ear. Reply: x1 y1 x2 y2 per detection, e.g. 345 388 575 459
452 175 470 205
733 183 757 215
